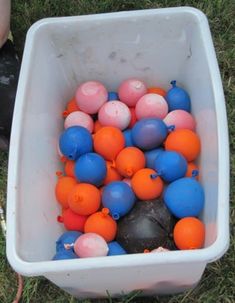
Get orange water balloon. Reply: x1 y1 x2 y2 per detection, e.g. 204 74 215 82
64 160 76 178
116 147 146 178
185 162 199 180
173 217 205 250
147 87 166 97
68 183 101 216
55 174 77 208
131 168 164 200
94 120 103 133
94 126 125 161
84 208 117 242
165 129 201 162
63 97 80 117
103 161 122 185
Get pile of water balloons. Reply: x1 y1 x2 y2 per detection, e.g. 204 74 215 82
53 78 205 260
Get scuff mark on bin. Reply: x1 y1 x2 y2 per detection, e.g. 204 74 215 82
135 52 142 58
43 212 49 222
187 46 192 59
109 51 117 60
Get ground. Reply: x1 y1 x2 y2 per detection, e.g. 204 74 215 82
0 0 234 302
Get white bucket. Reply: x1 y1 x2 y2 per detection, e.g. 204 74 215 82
6 7 229 298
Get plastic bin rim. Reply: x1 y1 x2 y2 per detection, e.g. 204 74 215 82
6 6 230 276
25 6 210 35
6 237 229 276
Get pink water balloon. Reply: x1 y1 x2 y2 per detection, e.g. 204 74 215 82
163 110 196 131
135 93 168 120
118 78 147 107
76 81 108 114
122 178 132 187
98 101 131 130
64 111 94 133
74 233 109 258
151 247 169 253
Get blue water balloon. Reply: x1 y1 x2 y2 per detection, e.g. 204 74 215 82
163 177 205 218
123 129 134 147
131 118 168 150
75 152 107 186
52 249 78 260
59 126 93 160
108 91 119 101
144 148 164 169
56 231 82 252
151 151 187 182
166 80 191 112
108 241 127 256
102 181 136 220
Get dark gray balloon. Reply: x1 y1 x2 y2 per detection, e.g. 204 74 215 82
117 199 176 253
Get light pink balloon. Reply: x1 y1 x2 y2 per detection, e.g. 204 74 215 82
163 110 196 131
118 78 147 107
76 81 108 114
151 247 169 253
98 101 131 130
74 233 108 258
135 93 168 120
122 178 132 187
64 111 94 133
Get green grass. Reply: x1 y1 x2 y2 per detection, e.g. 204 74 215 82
0 0 234 302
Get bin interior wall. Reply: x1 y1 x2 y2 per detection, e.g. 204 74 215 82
15 11 218 262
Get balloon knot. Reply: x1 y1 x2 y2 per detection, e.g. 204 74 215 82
64 243 74 250
56 171 63 178
192 169 199 178
112 213 120 220
60 156 66 163
57 215 63 223
62 110 69 118
170 80 177 87
102 208 110 216
77 195 83 202
167 125 175 132
150 173 159 179
125 168 133 177
111 160 116 168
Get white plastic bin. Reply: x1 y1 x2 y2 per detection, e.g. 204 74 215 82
6 7 229 298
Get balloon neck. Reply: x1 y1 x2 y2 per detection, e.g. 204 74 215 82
56 171 63 178
64 243 74 250
62 110 69 118
68 154 74 160
68 146 78 161
60 156 66 163
150 172 161 179
102 208 110 217
167 125 175 132
74 194 82 202
125 167 133 177
57 215 63 223
192 169 199 178
112 213 120 220
170 80 177 87
111 160 116 168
